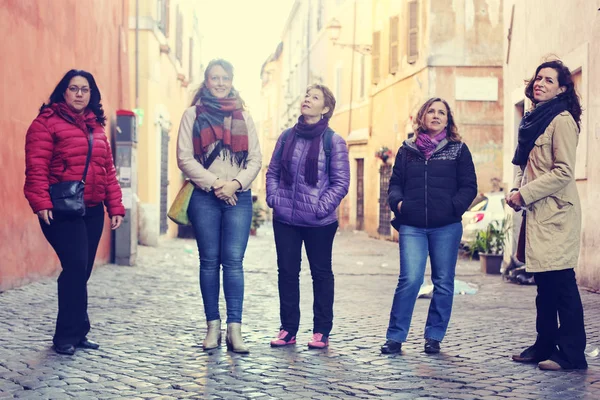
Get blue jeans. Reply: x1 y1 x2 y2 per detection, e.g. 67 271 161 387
187 189 252 323
386 222 462 343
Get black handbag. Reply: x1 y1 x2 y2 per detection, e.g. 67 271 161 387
49 130 94 216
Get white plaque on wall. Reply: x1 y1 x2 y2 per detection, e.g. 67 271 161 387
455 77 499 101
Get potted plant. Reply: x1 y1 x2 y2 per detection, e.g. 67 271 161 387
375 146 393 163
250 196 265 236
468 218 510 274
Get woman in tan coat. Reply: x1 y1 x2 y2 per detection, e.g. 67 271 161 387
507 60 587 371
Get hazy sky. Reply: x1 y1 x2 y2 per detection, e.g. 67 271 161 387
195 0 296 112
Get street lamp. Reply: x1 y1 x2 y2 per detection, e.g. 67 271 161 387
326 18 371 55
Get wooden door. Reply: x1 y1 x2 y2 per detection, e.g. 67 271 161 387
378 164 392 236
159 128 170 235
356 159 364 230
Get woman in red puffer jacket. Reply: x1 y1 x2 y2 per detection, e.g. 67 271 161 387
24 69 125 356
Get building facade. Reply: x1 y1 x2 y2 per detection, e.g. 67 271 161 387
0 0 130 290
258 0 372 227
260 0 504 239
128 0 203 243
502 0 600 290
369 0 504 239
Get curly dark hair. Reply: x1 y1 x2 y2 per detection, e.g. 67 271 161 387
40 69 106 126
413 97 461 142
525 60 582 129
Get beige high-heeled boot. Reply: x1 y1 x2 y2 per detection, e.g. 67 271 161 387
226 323 250 354
203 320 221 350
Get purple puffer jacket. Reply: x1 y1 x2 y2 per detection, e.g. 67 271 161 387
266 129 350 227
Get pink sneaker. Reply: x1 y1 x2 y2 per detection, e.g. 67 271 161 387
307 333 329 349
270 330 296 347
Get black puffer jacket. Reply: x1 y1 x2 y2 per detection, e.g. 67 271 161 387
389 138 477 229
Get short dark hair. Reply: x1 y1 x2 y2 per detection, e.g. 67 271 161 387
525 60 582 128
190 58 245 108
40 69 106 126
414 97 461 142
306 84 336 120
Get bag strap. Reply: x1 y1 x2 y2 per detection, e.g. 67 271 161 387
275 128 293 161
81 129 94 184
323 128 334 174
203 140 223 169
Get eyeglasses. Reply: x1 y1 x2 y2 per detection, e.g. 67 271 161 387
67 86 90 95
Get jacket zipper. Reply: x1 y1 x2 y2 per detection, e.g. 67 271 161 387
424 160 428 228
404 141 450 228
290 138 309 224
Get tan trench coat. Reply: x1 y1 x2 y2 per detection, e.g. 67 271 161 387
513 111 581 273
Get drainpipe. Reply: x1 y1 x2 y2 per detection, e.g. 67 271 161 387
135 0 139 108
347 0 357 136
306 0 311 85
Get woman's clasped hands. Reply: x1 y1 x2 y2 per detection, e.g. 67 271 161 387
212 179 242 205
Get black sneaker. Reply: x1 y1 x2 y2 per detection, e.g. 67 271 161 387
424 338 441 354
381 340 402 354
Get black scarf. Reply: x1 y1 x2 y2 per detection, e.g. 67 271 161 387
512 95 570 166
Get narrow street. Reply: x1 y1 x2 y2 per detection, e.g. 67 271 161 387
1 226 599 399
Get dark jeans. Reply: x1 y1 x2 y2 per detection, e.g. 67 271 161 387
39 205 105 346
532 268 587 369
273 220 338 337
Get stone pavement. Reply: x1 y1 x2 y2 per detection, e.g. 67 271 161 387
1 225 599 400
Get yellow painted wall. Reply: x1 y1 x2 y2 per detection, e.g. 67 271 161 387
368 68 430 239
257 53 284 213
128 0 199 239
366 0 504 240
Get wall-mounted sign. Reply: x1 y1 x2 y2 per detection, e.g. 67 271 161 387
455 77 499 102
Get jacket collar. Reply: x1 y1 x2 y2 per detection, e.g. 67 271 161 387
403 136 449 157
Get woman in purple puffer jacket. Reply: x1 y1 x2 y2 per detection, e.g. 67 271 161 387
266 84 350 349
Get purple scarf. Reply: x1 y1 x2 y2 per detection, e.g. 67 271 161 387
416 129 447 160
281 116 329 186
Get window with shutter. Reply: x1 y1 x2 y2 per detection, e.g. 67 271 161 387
189 37 194 82
176 6 183 63
335 66 343 102
317 0 324 31
408 1 419 64
157 0 170 37
389 16 399 74
372 32 380 84
360 54 365 98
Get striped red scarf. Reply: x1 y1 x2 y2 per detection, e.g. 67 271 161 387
193 87 248 167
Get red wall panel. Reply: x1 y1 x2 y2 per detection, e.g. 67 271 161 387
0 0 130 290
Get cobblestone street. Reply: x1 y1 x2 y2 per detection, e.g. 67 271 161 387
1 225 599 399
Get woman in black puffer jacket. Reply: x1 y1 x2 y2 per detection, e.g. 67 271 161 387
381 97 477 355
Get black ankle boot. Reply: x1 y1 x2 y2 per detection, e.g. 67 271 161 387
53 344 76 355
424 338 441 354
381 340 402 354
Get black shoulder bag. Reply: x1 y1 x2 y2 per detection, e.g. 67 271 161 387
49 130 94 217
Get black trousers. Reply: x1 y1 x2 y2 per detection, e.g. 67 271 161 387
40 205 105 346
533 268 588 369
273 220 338 337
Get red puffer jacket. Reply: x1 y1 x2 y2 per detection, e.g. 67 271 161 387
24 103 125 217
